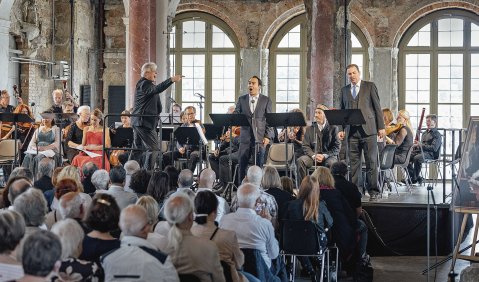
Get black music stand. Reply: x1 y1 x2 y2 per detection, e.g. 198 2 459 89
111 127 134 148
0 113 34 167
265 112 306 178
204 123 224 140
41 112 78 166
210 113 250 201
174 127 203 173
324 109 366 181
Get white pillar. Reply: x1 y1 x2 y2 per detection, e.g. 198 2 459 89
122 16 131 109
156 0 169 112
0 19 11 91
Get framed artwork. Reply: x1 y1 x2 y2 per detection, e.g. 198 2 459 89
457 116 479 207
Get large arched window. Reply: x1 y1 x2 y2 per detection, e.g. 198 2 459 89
269 16 369 113
170 13 240 122
399 9 479 130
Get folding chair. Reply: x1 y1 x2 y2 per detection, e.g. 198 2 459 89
378 144 398 197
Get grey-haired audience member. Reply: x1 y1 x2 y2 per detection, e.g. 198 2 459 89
20 230 62 280
4 176 32 208
8 167 34 182
91 169 110 191
177 169 194 189
124 160 140 193
0 210 25 281
104 166 137 210
34 158 55 192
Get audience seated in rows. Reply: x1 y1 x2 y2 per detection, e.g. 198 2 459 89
58 191 91 234
136 195 166 249
0 210 25 281
102 205 179 281
279 176 296 197
91 169 110 191
81 162 98 195
164 165 180 191
2 176 32 209
177 169 194 191
9 167 34 182
262 166 295 221
196 168 230 222
147 170 173 210
129 169 151 197
103 165 137 210
124 160 140 193
33 158 55 193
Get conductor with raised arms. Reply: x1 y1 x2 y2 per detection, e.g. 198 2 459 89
234 75 274 182
129 62 183 170
338 64 385 200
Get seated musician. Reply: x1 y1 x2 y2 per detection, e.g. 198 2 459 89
22 112 61 175
384 110 413 164
164 106 205 172
407 114 442 184
1 104 34 141
278 108 306 160
0 90 15 113
109 110 132 166
65 105 91 162
296 104 340 182
72 108 111 172
48 89 79 114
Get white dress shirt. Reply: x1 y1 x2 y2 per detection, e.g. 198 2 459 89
219 208 279 268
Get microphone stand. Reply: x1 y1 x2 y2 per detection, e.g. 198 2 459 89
313 121 318 169
251 99 259 166
195 93 204 122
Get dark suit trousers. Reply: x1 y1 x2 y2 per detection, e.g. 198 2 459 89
349 126 379 194
130 126 159 171
239 140 265 182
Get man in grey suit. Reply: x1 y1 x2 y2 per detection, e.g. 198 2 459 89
338 64 385 200
130 62 182 170
235 76 274 182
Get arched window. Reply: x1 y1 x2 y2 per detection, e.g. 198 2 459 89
170 13 239 122
399 9 479 129
351 23 369 80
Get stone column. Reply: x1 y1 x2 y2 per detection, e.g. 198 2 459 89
128 0 155 107
0 19 10 91
370 47 398 110
123 17 131 108
240 48 262 95
156 0 168 112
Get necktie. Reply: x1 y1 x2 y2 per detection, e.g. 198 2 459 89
352 85 357 99
250 97 256 113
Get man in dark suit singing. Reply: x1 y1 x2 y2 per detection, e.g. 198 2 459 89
235 76 274 182
129 62 183 170
338 64 385 200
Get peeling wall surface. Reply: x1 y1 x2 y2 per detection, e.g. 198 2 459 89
1 0 478 115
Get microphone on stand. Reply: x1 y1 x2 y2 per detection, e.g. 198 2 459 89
194 93 205 99
169 97 178 104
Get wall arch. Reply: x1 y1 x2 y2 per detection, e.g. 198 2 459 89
260 4 305 49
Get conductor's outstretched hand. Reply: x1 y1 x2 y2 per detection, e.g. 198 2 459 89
171 75 184 82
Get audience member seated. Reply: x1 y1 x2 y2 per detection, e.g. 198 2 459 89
57 192 91 234
136 195 166 249
262 166 295 221
91 169 110 192
22 114 61 175
79 193 121 262
124 160 140 193
81 162 98 194
312 167 357 264
230 166 278 228
147 170 173 211
196 168 229 222
102 205 179 281
72 108 111 172
33 158 55 192
220 183 279 275
65 105 90 162
130 169 152 197
177 169 194 191
57 165 84 191
283 176 333 281
8 167 34 181
51 219 104 281
103 166 138 210
162 193 225 281
192 190 253 282
280 176 296 197
17 230 61 282
13 188 48 261
2 176 32 209
0 210 25 281
331 161 369 264
164 165 180 191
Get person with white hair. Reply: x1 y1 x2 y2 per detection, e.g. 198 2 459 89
65 105 91 162
220 183 279 271
129 62 183 170
124 160 140 192
162 193 225 281
0 210 25 281
51 219 103 281
33 157 55 192
91 169 110 192
101 205 179 281
177 169 194 191
57 192 91 234
196 168 229 222
230 166 278 227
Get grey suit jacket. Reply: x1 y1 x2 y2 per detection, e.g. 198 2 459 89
302 123 340 158
340 80 384 135
234 94 274 144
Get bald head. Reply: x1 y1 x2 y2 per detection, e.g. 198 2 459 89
246 166 263 186
124 160 140 175
237 183 260 209
199 168 216 189
8 178 32 204
119 205 149 238
178 169 193 188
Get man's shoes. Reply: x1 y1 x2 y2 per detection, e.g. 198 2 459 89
417 176 424 185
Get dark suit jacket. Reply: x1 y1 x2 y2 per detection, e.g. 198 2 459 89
234 94 274 144
302 122 340 158
340 80 384 135
131 77 173 129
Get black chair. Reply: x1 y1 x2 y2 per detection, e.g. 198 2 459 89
394 145 415 192
280 219 329 282
178 273 201 282
241 248 280 282
378 144 398 197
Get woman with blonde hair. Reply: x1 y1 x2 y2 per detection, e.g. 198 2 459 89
385 109 414 164
135 195 166 250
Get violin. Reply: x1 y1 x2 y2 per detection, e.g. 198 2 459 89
385 123 403 136
220 126 240 142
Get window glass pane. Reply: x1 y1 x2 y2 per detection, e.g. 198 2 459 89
438 104 462 129
405 54 430 104
438 18 463 47
182 54 205 102
437 54 463 103
212 54 236 103
182 20 205 48
211 103 235 114
351 33 362 48
276 103 300 113
405 104 430 130
278 25 301 48
212 26 234 48
169 54 176 102
351 54 364 75
170 26 176 49
472 23 479 46
275 54 300 103
471 54 479 103
407 24 431 46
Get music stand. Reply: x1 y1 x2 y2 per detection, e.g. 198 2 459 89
210 113 250 201
111 127 134 148
41 112 78 166
204 123 224 141
174 127 203 173
265 112 306 178
324 109 366 181
0 113 34 167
